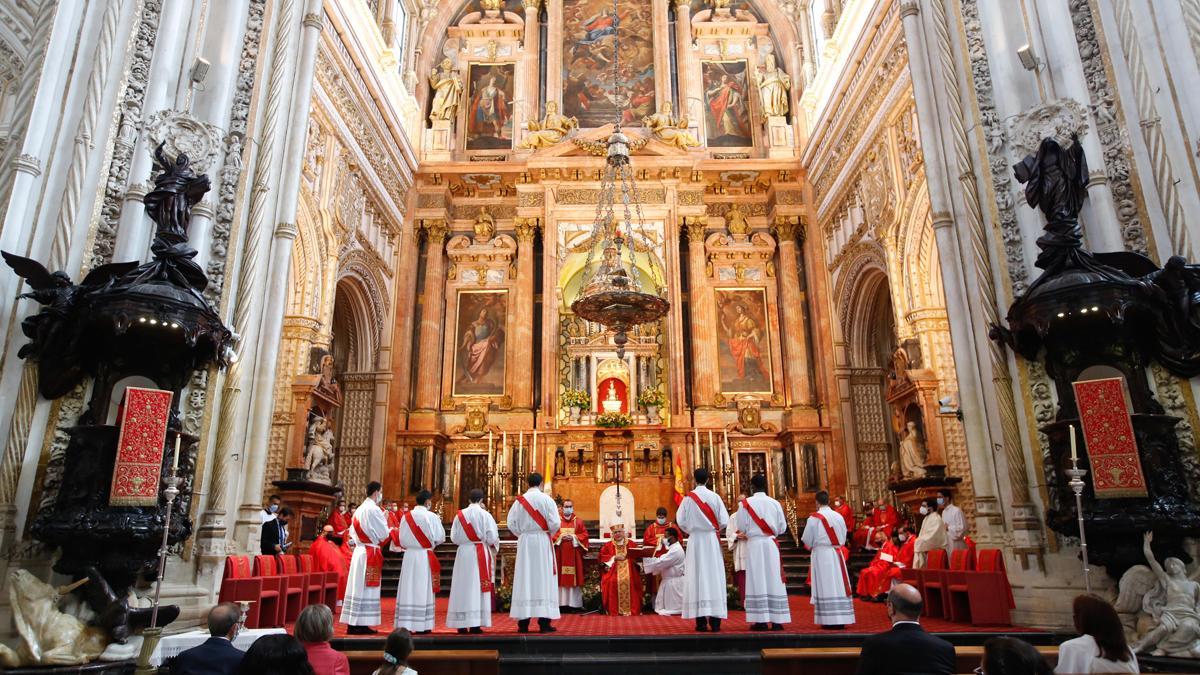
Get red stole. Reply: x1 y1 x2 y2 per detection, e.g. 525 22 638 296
686 492 720 533
402 511 441 593
811 512 851 596
456 510 493 593
352 518 383 588
515 495 557 576
741 498 786 583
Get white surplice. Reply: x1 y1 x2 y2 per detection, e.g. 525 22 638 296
738 492 791 624
506 488 562 620
941 504 967 552
447 503 499 628
394 505 446 631
801 505 855 626
677 484 730 620
339 497 392 626
642 541 685 616
914 511 947 567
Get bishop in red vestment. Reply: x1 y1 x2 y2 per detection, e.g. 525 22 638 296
553 499 590 611
852 498 900 550
854 527 915 599
599 524 648 616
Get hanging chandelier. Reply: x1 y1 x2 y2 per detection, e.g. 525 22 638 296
569 0 669 359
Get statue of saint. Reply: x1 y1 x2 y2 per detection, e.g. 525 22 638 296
642 102 700 150
754 54 791 118
473 207 495 242
602 381 623 413
518 101 578 149
304 416 336 484
428 59 464 125
1129 531 1200 657
898 421 927 479
725 204 751 238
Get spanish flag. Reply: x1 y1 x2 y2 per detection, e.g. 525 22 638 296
673 448 685 506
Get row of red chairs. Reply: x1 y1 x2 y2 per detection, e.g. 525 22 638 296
900 548 1016 626
218 554 338 628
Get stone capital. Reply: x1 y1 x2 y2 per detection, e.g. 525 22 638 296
522 0 541 11
421 218 449 242
275 221 299 240
303 12 324 30
682 216 708 242
899 0 919 19
514 217 541 242
771 215 803 244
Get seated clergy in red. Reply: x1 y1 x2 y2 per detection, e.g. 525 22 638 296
310 525 351 605
553 499 590 611
600 524 649 616
833 496 854 533
854 525 916 600
853 496 901 550
327 499 350 544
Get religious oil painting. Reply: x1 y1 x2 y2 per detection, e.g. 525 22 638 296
702 61 754 147
714 288 773 393
453 290 508 396
562 0 655 127
465 63 515 150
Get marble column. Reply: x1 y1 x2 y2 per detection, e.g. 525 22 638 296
513 218 540 411
683 218 718 412
674 0 692 109
772 216 814 408
388 216 422 431
413 220 450 413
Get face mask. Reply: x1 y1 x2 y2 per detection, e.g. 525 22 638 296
338 506 346 513
373 494 382 504
834 501 842 507
563 507 574 516
656 517 666 525
391 506 398 511
899 534 909 542
919 506 929 515
269 504 279 513
937 497 946 506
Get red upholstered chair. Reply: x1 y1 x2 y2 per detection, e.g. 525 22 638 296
300 553 339 611
217 555 283 628
918 549 950 619
280 554 323 609
255 554 304 623
936 549 975 623
946 549 1015 626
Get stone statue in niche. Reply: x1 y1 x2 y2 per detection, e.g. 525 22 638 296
314 353 342 405
661 448 672 475
754 54 790 118
725 204 751 240
898 421 927 480
1116 532 1200 657
642 102 700 150
554 449 566 477
428 59 464 125
304 415 336 484
518 101 579 149
473 207 495 243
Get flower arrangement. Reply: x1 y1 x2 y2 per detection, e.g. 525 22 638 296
595 411 633 428
636 388 665 408
561 388 591 409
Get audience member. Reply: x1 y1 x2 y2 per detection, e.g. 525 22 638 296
1056 595 1138 673
171 603 245 675
261 505 292 555
372 628 417 675
236 634 314 675
981 637 1054 675
856 583 956 675
295 604 350 675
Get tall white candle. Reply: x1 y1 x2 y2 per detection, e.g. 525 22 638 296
1069 424 1078 463
488 430 494 467
694 427 700 466
172 433 181 471
723 429 730 464
503 432 508 469
532 430 538 473
518 431 524 474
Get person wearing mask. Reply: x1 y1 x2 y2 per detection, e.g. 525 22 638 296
642 527 686 616
726 492 749 607
856 528 911 601
295 604 349 675
448 488 500 634
938 490 968 553
393 489 446 634
678 468 731 632
508 472 562 633
599 523 648 615
262 494 282 524
738 474 790 631
980 637 1054 675
1056 594 1138 673
310 525 350 607
170 603 245 675
260 506 292 555
802 490 855 629
833 495 855 537
236 634 314 675
642 506 676 596
913 497 947 568
340 481 393 635
856 584 956 675
372 628 417 675
553 497 590 613
327 499 350 546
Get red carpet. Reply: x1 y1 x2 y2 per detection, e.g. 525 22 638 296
324 597 1033 637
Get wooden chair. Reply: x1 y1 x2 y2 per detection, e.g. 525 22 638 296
217 555 283 628
255 554 304 623
300 553 339 611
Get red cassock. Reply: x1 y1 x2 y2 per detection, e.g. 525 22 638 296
310 536 350 601
599 540 648 616
834 503 855 532
640 521 676 594
386 509 401 529
854 537 915 597
553 514 590 588
327 511 351 538
852 505 900 549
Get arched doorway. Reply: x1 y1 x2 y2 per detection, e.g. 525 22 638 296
330 277 381 499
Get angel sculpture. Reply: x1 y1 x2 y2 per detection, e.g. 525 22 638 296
0 570 107 667
642 102 700 150
518 101 578 149
1115 532 1200 657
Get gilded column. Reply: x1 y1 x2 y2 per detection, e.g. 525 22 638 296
512 217 540 411
413 220 450 413
683 218 718 411
772 216 814 407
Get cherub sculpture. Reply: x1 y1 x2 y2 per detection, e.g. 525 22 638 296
642 102 700 150
1115 532 1200 657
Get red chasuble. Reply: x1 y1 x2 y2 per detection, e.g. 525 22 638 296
599 539 647 616
310 536 350 601
328 510 350 537
553 514 590 588
387 509 401 530
855 540 904 597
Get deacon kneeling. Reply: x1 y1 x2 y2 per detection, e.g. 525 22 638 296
448 488 499 634
642 527 685 616
599 524 648 616
393 489 446 634
739 474 791 631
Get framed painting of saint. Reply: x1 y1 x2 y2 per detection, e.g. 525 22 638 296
702 61 754 147
714 288 773 393
465 63 515 150
452 290 508 396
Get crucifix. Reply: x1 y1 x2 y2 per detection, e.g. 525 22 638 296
603 451 631 518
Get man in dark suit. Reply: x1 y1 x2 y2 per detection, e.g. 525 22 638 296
856 583 957 675
170 603 244 675
260 506 292 555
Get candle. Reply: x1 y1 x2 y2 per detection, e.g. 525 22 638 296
723 429 731 464
488 430 494 467
709 430 715 470
1069 424 1078 463
532 430 538 473
503 432 508 470
172 433 181 471
694 427 700 466
518 431 524 474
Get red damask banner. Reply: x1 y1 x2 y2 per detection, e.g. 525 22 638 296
109 387 173 506
1072 377 1148 499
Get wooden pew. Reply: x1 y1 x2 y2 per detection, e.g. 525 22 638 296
343 648 499 675
761 644 1058 675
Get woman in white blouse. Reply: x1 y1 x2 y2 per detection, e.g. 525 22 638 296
1056 595 1138 674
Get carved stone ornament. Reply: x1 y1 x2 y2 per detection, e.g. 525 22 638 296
727 395 777 435
143 110 224 173
1004 98 1090 158
450 398 496 437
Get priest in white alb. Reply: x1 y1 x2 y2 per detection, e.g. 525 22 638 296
507 472 562 633
641 526 685 616
738 474 791 630
393 489 446 634
914 496 948 567
802 490 855 629
340 480 393 634
447 488 499 633
677 467 730 632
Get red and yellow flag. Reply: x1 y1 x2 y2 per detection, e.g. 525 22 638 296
673 448 685 506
